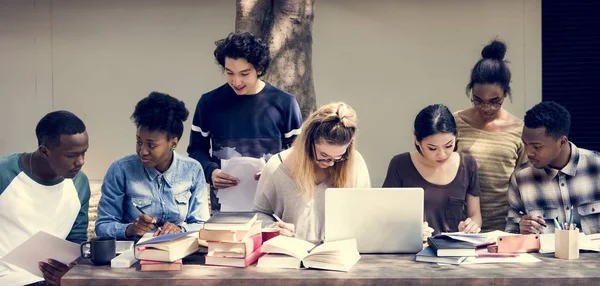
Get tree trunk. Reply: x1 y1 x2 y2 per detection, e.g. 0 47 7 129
236 0 316 120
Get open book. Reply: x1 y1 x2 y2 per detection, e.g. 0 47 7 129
258 236 360 272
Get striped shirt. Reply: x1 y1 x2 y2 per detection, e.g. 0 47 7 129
506 142 600 234
454 112 527 231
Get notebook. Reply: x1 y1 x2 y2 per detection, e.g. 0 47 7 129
134 231 200 262
203 211 258 231
427 236 476 257
325 188 424 253
258 235 360 272
415 247 466 265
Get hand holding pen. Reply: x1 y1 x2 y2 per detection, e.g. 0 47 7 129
125 203 162 238
270 214 296 237
518 211 547 234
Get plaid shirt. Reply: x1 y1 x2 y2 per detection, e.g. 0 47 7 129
506 142 600 234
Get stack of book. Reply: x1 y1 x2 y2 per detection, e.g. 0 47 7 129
200 211 264 267
416 235 479 265
134 231 202 271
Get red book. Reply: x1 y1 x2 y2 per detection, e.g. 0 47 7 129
139 259 183 272
205 247 263 268
207 233 262 258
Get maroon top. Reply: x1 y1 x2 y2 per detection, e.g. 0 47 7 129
382 152 480 234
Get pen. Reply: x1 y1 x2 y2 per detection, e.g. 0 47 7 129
553 217 562 230
133 202 162 233
568 205 574 229
519 211 546 228
272 213 284 224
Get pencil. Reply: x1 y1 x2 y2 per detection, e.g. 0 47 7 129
272 213 284 223
133 202 162 233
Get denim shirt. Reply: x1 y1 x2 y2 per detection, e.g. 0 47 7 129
95 152 209 239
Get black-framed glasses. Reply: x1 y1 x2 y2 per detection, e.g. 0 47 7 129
313 144 349 163
471 96 504 109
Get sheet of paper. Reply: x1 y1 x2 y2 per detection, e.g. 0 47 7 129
0 231 80 278
438 230 515 245
217 157 266 211
461 253 541 264
539 232 600 253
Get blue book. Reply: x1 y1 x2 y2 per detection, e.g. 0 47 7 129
137 231 199 246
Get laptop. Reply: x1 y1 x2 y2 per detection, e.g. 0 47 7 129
324 188 424 254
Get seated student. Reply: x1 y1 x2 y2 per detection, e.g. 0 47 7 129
506 101 600 235
253 102 371 243
96 92 209 239
383 104 482 235
0 111 89 286
187 32 303 213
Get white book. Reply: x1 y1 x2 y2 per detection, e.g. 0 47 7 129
259 236 360 272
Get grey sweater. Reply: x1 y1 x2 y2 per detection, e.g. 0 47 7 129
253 149 371 243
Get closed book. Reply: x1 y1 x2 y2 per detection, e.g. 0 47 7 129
140 259 183 271
203 211 258 231
199 220 262 242
415 247 466 265
208 233 262 258
205 247 263 268
135 232 200 262
427 236 476 257
259 236 360 272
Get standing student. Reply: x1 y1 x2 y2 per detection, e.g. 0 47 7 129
96 92 209 239
188 32 303 213
453 39 527 231
253 102 371 243
0 111 90 286
506 102 600 235
383 104 482 235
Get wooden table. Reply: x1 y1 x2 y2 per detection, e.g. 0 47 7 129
62 253 600 285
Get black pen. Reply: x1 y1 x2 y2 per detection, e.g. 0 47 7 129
133 202 163 232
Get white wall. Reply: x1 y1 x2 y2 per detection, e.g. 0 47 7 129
0 0 541 184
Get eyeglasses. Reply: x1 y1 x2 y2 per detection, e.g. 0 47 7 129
471 96 504 109
313 145 349 163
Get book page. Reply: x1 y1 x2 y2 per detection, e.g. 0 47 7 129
261 236 314 260
310 239 357 255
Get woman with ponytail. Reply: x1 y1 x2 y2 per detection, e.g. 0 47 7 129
253 102 371 243
454 39 527 232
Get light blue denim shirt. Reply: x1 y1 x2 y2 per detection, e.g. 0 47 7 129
95 152 209 239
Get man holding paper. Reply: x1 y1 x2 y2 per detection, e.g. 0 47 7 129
188 32 302 213
506 102 600 235
0 111 90 286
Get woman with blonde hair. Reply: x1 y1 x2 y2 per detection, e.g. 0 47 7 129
253 102 371 243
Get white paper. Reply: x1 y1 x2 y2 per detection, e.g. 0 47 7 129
539 232 600 253
0 231 80 278
438 230 514 245
217 157 266 211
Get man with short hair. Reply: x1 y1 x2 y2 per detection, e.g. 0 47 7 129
0 110 90 286
506 101 600 235
188 32 302 213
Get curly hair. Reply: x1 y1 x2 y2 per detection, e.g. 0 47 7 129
36 110 86 147
214 32 270 76
524 101 571 139
131 92 189 140
466 39 512 99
